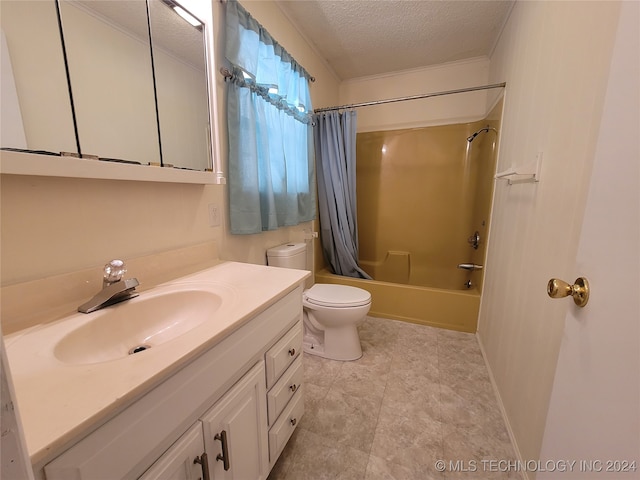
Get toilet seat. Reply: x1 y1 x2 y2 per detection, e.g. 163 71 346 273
304 284 371 308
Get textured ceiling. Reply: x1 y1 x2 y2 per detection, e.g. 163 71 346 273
275 0 514 80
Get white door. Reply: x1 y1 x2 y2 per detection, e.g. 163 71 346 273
539 2 639 478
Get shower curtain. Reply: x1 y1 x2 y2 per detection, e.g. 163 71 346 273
314 110 372 279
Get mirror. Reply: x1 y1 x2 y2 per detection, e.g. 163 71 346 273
0 0 77 153
148 0 211 170
0 0 212 172
59 0 161 164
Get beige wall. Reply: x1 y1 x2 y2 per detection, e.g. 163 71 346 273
0 1 339 298
339 57 495 132
478 0 621 470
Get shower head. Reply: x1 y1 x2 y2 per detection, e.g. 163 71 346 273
467 126 497 143
467 131 481 142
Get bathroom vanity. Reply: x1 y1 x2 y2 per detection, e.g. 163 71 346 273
4 261 309 479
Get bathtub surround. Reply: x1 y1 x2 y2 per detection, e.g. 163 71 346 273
355 117 499 291
316 269 480 334
318 102 501 333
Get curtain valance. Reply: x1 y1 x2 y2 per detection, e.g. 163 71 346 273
225 0 313 119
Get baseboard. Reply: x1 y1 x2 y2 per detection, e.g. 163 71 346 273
476 332 530 480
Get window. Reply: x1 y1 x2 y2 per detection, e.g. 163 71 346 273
225 0 315 234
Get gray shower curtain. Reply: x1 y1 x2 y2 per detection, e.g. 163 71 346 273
314 111 372 279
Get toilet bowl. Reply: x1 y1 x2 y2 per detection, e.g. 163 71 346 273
266 243 371 361
302 284 371 361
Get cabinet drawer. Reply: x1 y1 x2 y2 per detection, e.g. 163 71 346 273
268 387 304 464
267 356 303 426
265 322 302 388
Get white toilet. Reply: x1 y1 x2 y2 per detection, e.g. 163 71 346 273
266 243 371 361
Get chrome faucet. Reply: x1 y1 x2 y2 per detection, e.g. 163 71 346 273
457 263 484 271
78 260 139 313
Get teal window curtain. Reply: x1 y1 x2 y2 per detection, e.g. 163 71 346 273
225 0 316 234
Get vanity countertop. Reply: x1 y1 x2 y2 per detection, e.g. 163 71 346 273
4 261 310 465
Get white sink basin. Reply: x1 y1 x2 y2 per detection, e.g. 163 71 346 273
54 286 224 365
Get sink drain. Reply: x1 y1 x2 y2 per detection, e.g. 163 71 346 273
128 344 151 355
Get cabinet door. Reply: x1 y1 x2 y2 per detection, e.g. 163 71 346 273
201 361 269 480
138 423 206 480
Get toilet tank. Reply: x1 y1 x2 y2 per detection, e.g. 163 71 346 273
266 243 307 270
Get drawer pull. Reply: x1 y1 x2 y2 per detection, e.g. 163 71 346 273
289 383 298 393
288 348 296 356
290 417 297 426
214 430 230 471
193 452 211 480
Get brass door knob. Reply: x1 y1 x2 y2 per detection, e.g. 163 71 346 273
547 277 589 307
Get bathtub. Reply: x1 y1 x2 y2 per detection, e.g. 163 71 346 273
315 268 480 333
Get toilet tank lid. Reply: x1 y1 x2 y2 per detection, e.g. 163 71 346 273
267 243 306 257
304 284 371 307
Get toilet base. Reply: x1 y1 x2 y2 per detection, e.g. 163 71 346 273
302 324 363 361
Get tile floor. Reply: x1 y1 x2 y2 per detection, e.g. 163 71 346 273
268 316 520 480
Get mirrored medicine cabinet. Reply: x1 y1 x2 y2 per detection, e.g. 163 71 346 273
0 0 217 181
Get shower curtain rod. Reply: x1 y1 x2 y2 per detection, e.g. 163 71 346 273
313 82 506 114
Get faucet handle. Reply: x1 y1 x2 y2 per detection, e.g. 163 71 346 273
103 259 127 285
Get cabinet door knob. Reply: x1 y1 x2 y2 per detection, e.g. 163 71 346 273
290 417 297 426
288 348 296 356
289 383 297 392
193 452 211 480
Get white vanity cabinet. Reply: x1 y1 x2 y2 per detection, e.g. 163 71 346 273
141 361 268 480
40 285 304 480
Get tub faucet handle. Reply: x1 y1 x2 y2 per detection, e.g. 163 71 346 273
468 231 480 249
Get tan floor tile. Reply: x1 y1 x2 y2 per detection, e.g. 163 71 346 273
332 359 390 399
364 454 444 480
370 408 444 473
303 352 343 387
303 387 382 453
279 428 369 480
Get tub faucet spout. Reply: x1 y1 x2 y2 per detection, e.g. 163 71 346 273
457 263 483 271
78 260 139 313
